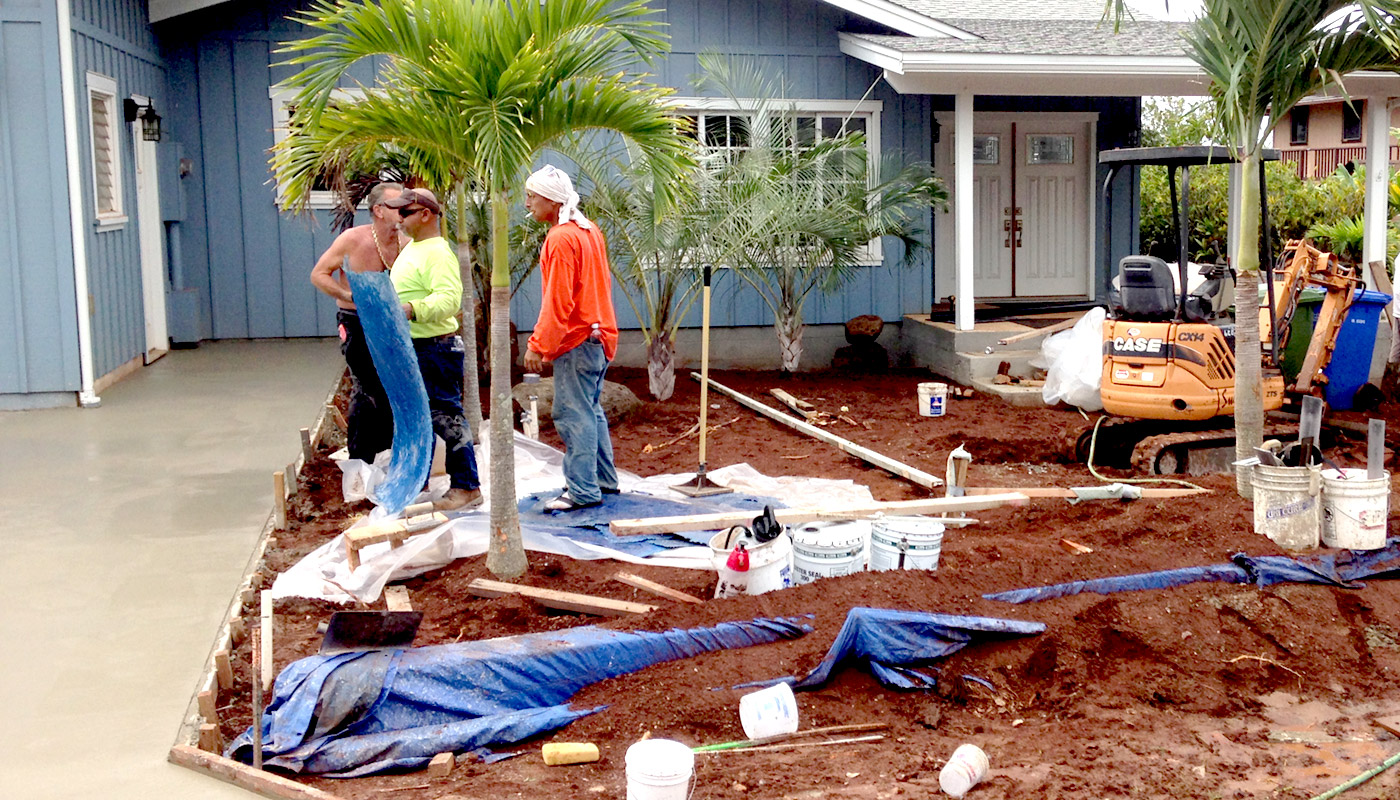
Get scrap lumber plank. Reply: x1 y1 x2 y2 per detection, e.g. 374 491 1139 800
610 493 1028 537
1060 538 1094 555
997 313 1081 346
695 373 942 489
345 512 448 570
300 428 314 465
612 572 705 604
169 745 348 800
467 578 656 617
198 690 219 724
214 649 234 690
962 486 1209 498
769 388 831 425
427 752 454 778
272 472 287 530
198 723 221 753
1373 715 1400 738
326 402 348 432
384 585 413 611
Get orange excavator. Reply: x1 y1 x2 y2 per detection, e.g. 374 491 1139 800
1071 147 1361 474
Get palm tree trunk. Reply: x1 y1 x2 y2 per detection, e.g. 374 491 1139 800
486 193 526 579
1233 152 1265 499
646 333 675 400
454 183 484 442
776 313 804 373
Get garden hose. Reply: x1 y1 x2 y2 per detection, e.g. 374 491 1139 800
1085 415 1205 491
1305 748 1400 800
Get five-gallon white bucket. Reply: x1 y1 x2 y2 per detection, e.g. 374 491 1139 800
918 382 948 417
709 529 793 598
625 738 695 800
869 517 944 571
738 681 799 739
790 521 868 585
1252 464 1322 550
1321 468 1391 550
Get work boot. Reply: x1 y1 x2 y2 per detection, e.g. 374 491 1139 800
434 487 482 512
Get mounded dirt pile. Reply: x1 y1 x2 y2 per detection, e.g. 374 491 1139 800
221 367 1400 800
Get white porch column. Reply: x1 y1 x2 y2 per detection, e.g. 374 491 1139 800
954 92 974 331
1362 97 1392 285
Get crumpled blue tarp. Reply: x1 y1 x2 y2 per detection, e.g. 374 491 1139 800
517 489 780 556
227 617 807 776
985 537 1400 604
346 269 431 516
794 608 1046 690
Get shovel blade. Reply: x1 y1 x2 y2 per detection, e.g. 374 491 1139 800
319 610 423 655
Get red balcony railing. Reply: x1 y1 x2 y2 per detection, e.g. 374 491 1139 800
1278 145 1400 179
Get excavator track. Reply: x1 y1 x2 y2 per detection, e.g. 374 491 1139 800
1069 417 1299 475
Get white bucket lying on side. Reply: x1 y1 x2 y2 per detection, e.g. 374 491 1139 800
1251 464 1321 550
869 517 944 571
738 681 799 739
625 738 695 800
790 521 868 584
918 382 948 417
1321 468 1391 550
709 528 793 598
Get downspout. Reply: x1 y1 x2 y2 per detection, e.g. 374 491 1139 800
54 0 101 407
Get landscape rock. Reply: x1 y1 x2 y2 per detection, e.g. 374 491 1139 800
510 377 641 423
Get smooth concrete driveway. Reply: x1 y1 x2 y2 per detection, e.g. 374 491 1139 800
0 339 342 799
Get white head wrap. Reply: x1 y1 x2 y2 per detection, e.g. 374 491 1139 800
525 165 593 229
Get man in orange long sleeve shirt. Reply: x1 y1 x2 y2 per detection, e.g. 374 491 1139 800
522 166 619 511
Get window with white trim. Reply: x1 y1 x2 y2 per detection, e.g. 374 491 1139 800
673 98 884 263
86 72 127 229
270 87 366 209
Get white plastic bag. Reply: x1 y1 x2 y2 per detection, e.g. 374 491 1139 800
1038 306 1106 412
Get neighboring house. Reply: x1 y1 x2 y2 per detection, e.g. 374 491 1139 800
6 0 1397 409
1269 97 1400 180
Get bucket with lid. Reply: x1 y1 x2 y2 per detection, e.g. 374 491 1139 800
1251 464 1321 550
625 738 695 800
709 527 792 598
917 382 948 417
869 517 944 571
1321 468 1390 550
738 681 799 739
790 521 868 584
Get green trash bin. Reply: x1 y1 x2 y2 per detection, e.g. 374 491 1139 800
1258 284 1326 381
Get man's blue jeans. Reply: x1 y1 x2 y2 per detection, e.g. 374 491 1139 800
551 339 617 504
413 334 480 491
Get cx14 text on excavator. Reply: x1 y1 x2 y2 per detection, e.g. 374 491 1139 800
1071 147 1362 474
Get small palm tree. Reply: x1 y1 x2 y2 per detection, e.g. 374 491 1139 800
273 0 693 577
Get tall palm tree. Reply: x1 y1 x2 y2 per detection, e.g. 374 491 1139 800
273 0 692 578
1183 0 1400 496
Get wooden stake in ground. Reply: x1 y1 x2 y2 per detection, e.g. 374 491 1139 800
695 373 943 490
272 471 287 530
251 627 264 770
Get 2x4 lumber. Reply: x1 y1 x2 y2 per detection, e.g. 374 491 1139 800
384 585 413 611
169 745 349 800
427 752 454 778
467 578 657 617
272 471 287 531
612 572 705 604
962 486 1209 498
693 373 944 489
198 723 221 753
300 427 314 466
198 689 219 725
344 512 448 571
610 493 1029 537
214 649 234 690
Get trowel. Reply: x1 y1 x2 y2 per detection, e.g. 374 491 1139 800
318 610 423 654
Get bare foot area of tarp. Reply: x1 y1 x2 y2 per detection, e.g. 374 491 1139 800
229 367 1400 800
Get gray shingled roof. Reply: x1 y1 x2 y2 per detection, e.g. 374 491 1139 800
847 18 1191 57
897 0 1138 22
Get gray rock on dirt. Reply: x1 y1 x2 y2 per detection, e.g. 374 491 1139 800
509 377 641 423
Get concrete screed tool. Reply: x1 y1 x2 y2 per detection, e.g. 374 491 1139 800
675 265 733 497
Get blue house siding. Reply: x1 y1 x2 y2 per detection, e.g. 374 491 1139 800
0 0 81 406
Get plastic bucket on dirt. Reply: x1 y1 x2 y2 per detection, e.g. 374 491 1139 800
709 528 793 598
1251 464 1322 550
869 517 944 571
1321 468 1391 550
918 382 948 417
938 743 989 798
625 738 695 800
738 681 799 739
790 521 868 584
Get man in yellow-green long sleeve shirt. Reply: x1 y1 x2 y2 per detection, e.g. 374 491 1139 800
384 188 482 512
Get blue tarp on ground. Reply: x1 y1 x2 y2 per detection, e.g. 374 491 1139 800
517 489 779 556
794 608 1047 690
346 269 431 516
227 617 807 776
985 538 1400 604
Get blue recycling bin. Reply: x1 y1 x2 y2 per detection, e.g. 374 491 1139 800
1322 288 1392 410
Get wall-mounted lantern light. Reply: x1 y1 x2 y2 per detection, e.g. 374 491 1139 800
123 98 162 142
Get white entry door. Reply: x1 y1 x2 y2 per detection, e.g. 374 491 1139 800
936 112 1095 299
130 96 168 363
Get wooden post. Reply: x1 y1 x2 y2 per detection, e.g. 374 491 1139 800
214 649 234 690
251 627 263 770
273 471 287 530
198 723 221 753
198 689 219 725
300 427 313 466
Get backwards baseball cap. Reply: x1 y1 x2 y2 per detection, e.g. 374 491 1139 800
384 188 442 215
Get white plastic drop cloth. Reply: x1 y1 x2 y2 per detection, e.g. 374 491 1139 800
1036 306 1106 412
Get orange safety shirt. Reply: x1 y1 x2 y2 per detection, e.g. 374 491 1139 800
526 221 619 361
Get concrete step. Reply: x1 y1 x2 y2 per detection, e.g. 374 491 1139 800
969 378 1048 408
953 348 1042 383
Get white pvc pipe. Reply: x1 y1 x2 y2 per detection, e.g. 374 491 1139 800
1362 96 1391 284
54 0 101 407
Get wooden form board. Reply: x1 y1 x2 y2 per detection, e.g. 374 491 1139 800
610 493 1028 537
612 572 705 604
693 373 943 489
467 578 657 616
345 512 447 570
169 745 348 800
962 486 1209 498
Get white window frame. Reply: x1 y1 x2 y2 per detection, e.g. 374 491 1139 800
87 71 127 230
269 87 368 209
670 97 885 265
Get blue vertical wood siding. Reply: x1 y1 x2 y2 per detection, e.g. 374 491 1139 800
0 0 81 401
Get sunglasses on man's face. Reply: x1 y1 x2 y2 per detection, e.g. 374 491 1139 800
397 206 426 218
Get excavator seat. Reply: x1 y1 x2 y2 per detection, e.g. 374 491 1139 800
1183 263 1235 323
1111 256 1177 321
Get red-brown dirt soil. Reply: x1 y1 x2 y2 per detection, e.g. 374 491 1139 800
220 366 1400 800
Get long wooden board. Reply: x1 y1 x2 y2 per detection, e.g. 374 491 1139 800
169 745 348 800
610 493 1028 537
962 486 1209 498
467 578 657 616
693 373 943 489
612 572 705 604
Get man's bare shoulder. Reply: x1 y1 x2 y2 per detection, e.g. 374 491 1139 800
338 225 389 273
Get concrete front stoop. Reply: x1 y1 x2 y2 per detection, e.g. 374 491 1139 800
901 314 1051 407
